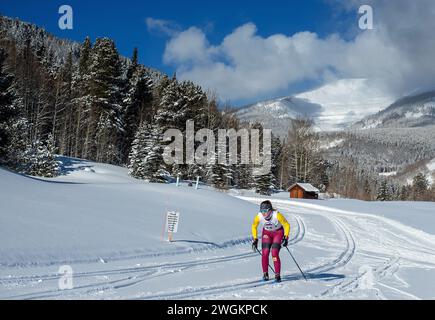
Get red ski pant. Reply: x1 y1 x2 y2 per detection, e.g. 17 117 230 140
261 227 284 275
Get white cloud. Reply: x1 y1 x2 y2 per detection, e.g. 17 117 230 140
160 0 435 103
163 27 214 66
146 17 180 36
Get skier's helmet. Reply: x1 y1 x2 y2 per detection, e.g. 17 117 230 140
260 200 273 220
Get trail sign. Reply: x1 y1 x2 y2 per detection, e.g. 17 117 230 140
166 211 180 242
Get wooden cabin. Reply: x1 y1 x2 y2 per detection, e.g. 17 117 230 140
288 183 319 199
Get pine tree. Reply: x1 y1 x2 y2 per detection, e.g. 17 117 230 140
270 134 282 188
72 37 92 158
363 177 373 200
234 161 253 190
155 76 187 132
54 50 75 156
248 122 274 195
399 185 409 201
122 57 153 163
206 162 232 190
412 172 429 201
128 122 151 179
22 134 60 177
84 38 124 163
253 172 274 195
0 48 18 161
154 76 190 175
376 179 390 201
128 122 166 182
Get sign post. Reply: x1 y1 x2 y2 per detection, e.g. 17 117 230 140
166 211 180 242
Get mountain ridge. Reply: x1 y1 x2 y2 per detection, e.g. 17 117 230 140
353 89 435 130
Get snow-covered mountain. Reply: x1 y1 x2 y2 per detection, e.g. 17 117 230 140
296 79 394 131
320 125 435 177
236 79 394 135
236 96 322 137
353 90 435 130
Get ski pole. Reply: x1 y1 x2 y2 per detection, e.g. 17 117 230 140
255 247 275 274
285 246 308 281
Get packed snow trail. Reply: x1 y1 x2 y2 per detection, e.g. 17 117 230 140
2 160 435 299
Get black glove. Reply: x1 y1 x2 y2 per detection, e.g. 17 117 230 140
252 238 258 251
281 236 289 247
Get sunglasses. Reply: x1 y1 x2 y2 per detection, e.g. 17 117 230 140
260 209 272 214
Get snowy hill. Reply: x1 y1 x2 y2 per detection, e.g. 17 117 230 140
321 89 435 177
393 157 435 186
0 158 257 267
353 90 435 130
235 96 322 137
320 125 435 175
295 79 393 131
236 79 393 135
2 158 435 299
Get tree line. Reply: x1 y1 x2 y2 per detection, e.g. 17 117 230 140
0 18 433 199
0 29 285 194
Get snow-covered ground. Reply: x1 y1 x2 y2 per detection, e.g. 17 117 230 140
1 159 435 300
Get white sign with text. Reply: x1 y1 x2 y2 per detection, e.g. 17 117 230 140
166 211 180 233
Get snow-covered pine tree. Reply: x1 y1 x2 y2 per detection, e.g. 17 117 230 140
179 80 208 180
430 184 435 201
253 171 274 195
270 134 282 188
234 155 253 190
128 122 166 183
206 161 232 190
143 123 166 183
128 122 151 179
72 37 92 159
0 48 18 162
155 76 187 132
249 122 274 195
127 47 138 80
154 76 190 176
399 185 410 201
376 179 391 201
363 177 373 200
122 49 153 163
22 134 60 177
181 80 208 128
84 38 124 163
412 172 429 201
53 50 75 156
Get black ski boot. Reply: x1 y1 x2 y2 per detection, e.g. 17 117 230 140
275 274 281 283
263 272 269 281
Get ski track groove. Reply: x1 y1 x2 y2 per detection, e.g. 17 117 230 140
133 206 356 300
1 215 306 300
318 256 401 298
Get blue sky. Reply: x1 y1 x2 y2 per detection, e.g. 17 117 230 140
0 0 350 69
0 1 355 103
2 1 434 107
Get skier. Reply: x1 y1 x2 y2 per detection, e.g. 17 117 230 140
251 200 290 282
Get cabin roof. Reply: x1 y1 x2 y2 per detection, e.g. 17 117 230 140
288 183 319 193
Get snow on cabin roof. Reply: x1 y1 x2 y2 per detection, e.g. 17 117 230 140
288 183 319 193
